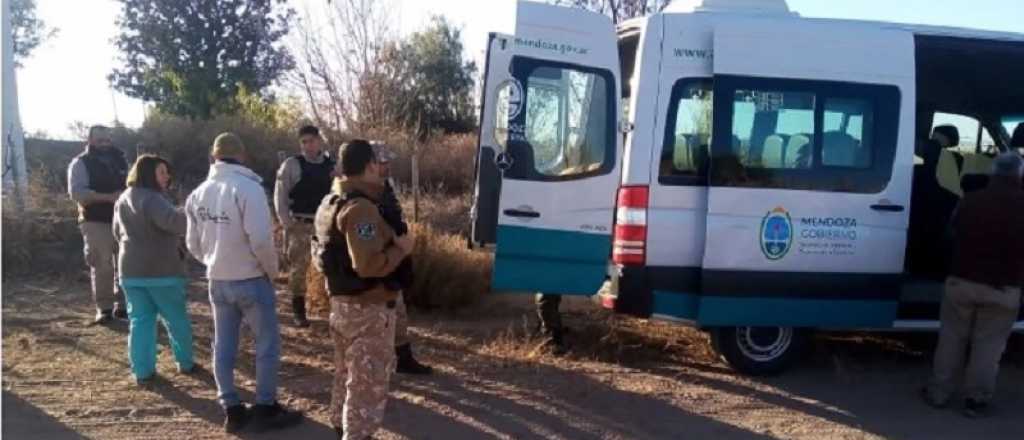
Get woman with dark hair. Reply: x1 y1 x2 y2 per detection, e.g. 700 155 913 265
113 154 195 385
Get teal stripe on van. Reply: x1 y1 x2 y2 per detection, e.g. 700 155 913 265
652 290 700 320
696 296 898 328
491 225 610 295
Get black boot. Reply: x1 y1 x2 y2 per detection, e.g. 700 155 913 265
543 329 568 356
250 401 303 432
395 343 432 375
223 404 250 433
291 297 309 328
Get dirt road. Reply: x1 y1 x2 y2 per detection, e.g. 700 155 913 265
3 272 1023 439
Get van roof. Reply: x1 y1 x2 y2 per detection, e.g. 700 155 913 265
655 0 1024 44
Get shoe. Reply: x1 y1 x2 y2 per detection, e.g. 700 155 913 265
135 375 154 386
250 401 303 432
94 309 113 325
223 404 250 433
395 344 433 375
963 398 990 418
541 330 568 356
920 386 948 409
292 297 310 328
112 305 128 319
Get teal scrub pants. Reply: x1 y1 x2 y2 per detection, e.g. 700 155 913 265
122 278 194 380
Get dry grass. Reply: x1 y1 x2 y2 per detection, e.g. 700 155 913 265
2 170 83 279
476 309 721 371
397 189 472 236
304 220 492 314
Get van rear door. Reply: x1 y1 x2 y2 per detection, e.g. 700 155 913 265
699 19 916 327
470 2 622 295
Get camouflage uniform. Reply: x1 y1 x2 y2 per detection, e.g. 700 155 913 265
394 294 409 347
320 178 406 438
329 300 396 439
285 222 314 296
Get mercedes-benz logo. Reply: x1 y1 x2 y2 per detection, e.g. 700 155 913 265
495 152 514 171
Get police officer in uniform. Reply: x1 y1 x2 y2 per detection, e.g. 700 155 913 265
373 143 433 375
274 125 335 327
313 140 413 439
67 125 129 324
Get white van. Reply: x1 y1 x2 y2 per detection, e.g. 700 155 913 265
469 0 1024 375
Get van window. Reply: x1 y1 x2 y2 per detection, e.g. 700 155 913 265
502 57 616 181
932 112 978 154
659 79 713 184
711 76 901 193
731 90 815 170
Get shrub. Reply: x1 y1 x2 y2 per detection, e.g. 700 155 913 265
2 170 83 279
304 220 492 314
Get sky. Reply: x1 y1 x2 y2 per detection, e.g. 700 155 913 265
13 0 1024 140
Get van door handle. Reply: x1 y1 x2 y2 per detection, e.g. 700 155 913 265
870 204 905 212
503 209 541 218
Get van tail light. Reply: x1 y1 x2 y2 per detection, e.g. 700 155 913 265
613 186 648 266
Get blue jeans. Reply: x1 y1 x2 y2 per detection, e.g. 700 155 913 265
122 278 194 380
209 276 280 408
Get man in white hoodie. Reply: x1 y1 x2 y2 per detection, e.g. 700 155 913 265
185 133 302 434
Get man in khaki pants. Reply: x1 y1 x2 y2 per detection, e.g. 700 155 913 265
925 152 1024 417
274 125 335 327
67 125 129 324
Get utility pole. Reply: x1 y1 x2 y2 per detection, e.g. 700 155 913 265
2 0 28 211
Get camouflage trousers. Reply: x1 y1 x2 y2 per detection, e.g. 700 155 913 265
395 293 409 347
286 222 313 299
329 298 396 439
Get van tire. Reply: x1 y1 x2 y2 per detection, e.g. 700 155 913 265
710 326 807 376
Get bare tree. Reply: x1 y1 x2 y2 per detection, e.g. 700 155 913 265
285 0 398 133
553 0 671 24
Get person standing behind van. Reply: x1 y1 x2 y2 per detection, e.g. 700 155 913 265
924 152 1024 418
274 125 335 328
67 125 129 324
186 133 303 433
536 294 568 355
113 155 194 385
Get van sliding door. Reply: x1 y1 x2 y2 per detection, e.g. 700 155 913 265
698 20 916 328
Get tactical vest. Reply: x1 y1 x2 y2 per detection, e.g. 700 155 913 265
77 146 128 223
289 155 335 215
312 191 397 296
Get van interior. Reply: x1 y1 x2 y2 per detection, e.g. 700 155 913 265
903 35 1024 320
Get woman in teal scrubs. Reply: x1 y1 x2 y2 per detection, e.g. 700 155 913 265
113 155 194 384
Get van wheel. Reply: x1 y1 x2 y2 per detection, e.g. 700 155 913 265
710 326 806 376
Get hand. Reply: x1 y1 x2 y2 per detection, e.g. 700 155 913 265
393 234 414 256
108 191 123 202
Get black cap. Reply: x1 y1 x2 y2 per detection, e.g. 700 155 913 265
340 139 375 176
298 125 320 137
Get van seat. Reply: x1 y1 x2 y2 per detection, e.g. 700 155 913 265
673 134 694 171
823 131 860 167
786 134 811 168
936 149 964 197
961 152 995 176
761 134 787 168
